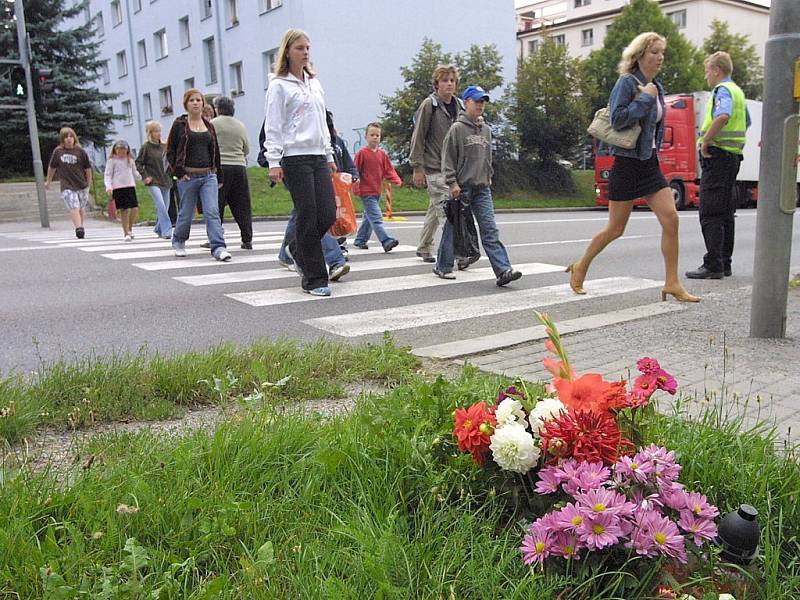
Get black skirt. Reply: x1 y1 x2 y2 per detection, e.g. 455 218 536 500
608 154 668 201
112 186 139 209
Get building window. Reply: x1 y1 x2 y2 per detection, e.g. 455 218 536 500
581 28 593 47
143 93 153 120
574 0 590 6
527 40 539 55
200 0 212 20
179 16 191 48
133 0 142 12
262 48 277 87
260 0 282 12
111 0 122 26
100 61 110 85
553 34 566 46
159 86 173 115
122 100 133 125
93 11 105 37
230 62 244 95
154 29 168 60
226 0 239 27
137 39 147 67
668 9 687 29
184 77 195 90
116 50 128 77
203 37 218 84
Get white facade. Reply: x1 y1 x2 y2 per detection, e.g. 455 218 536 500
516 0 770 62
75 0 516 165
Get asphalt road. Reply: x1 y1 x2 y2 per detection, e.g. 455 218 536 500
2 208 798 375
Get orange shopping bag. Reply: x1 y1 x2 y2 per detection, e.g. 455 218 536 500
329 172 357 237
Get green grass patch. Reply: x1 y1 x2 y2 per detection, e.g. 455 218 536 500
0 337 419 445
0 349 798 598
90 169 598 223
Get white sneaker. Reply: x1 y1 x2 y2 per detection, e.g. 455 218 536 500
174 246 187 257
124 234 132 242
215 249 232 262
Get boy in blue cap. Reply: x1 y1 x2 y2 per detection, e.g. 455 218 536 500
434 85 522 287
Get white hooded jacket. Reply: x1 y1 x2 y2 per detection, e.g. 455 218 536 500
263 71 333 168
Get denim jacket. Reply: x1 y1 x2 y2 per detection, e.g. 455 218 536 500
607 67 666 160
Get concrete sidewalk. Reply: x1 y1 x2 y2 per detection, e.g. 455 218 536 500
460 284 800 445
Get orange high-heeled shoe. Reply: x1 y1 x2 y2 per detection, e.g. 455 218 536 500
661 287 701 303
565 263 586 295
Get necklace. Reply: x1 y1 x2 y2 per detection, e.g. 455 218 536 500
188 118 205 132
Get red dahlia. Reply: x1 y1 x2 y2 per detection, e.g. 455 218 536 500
453 401 497 465
540 408 631 465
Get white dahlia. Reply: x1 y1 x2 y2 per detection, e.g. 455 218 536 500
528 397 567 436
489 424 541 473
495 398 527 428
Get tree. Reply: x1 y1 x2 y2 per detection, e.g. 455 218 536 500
507 37 595 165
584 0 704 111
0 0 118 176
702 19 763 100
380 38 505 163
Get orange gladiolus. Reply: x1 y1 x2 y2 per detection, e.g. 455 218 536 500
552 373 615 414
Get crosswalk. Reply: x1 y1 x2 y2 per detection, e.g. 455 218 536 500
2 222 679 358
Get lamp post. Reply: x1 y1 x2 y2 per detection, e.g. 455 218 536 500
13 0 49 228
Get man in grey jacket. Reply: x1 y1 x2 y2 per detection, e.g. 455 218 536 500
434 85 521 287
410 65 463 263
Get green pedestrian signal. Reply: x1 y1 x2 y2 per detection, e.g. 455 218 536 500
10 66 27 99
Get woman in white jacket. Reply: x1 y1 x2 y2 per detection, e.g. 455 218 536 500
264 28 336 297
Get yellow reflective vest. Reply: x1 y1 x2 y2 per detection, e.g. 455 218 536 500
700 81 747 155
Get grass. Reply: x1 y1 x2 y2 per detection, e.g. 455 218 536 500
89 169 598 224
1 339 799 598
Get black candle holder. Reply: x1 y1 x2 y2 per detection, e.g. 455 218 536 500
717 504 760 565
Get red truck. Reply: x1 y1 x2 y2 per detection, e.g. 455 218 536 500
593 92 789 210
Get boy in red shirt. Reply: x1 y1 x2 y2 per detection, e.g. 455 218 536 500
353 122 402 251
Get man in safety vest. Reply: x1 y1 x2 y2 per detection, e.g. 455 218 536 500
686 51 751 280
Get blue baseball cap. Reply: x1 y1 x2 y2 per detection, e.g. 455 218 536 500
462 85 490 102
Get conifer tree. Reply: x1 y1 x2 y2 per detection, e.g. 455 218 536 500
0 0 117 176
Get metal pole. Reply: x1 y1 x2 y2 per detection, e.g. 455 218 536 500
14 0 49 228
749 0 800 338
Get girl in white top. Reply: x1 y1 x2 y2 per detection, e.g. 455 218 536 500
104 139 142 241
263 28 337 297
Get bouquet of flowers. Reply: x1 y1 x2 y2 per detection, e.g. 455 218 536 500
452 312 677 474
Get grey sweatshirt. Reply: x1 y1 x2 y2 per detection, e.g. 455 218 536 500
441 114 493 189
409 93 463 175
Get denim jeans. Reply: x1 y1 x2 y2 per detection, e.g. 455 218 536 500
279 209 345 268
354 195 395 247
436 186 511 276
281 155 337 290
173 173 226 254
146 185 173 238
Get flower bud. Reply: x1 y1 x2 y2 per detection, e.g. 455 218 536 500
479 422 493 435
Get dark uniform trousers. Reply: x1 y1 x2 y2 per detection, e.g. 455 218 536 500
699 147 742 273
218 164 253 244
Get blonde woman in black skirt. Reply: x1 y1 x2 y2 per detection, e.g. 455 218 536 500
568 32 699 303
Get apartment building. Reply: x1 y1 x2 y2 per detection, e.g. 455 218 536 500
516 0 770 61
76 0 516 163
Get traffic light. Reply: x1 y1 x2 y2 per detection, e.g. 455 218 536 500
10 66 26 99
34 68 57 112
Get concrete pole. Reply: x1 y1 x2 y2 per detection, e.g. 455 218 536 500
749 0 800 338
15 0 49 228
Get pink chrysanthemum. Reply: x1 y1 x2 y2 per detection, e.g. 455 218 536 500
678 512 718 546
521 519 553 564
647 514 687 563
570 461 611 494
551 531 583 560
636 357 661 374
575 487 633 518
683 491 720 519
553 502 586 532
615 455 654 484
577 512 624 551
534 466 563 495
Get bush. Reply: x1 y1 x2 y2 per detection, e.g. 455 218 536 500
492 158 575 195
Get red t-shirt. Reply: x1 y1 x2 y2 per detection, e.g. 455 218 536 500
353 146 402 197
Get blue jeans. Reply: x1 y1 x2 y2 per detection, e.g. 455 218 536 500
146 185 173 238
173 173 226 254
354 195 395 247
279 209 345 268
436 186 511 276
